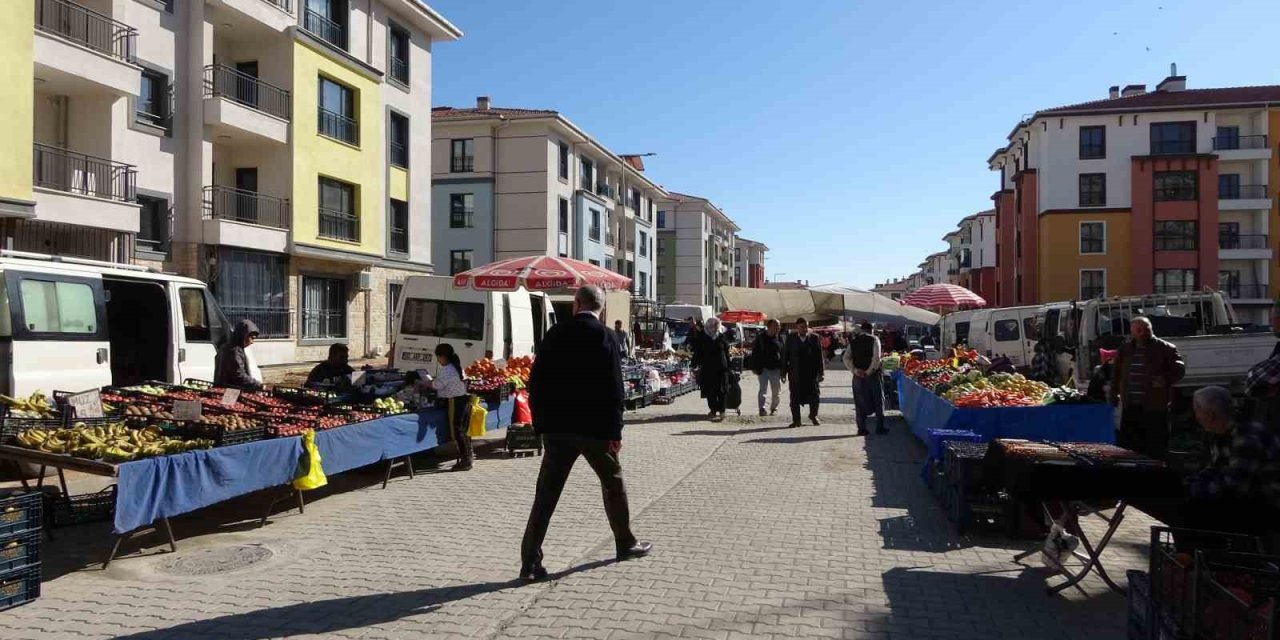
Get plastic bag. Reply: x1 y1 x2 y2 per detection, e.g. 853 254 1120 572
292 429 328 490
513 389 532 425
467 395 488 438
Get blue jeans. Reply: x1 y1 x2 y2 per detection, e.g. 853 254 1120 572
852 372 885 433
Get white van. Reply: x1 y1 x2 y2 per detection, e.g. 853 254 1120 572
665 303 714 324
968 305 1042 368
0 250 229 396
939 310 981 348
391 275 555 370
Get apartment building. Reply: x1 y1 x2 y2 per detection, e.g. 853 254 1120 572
946 210 997 303
655 192 739 308
871 278 909 301
430 99 665 300
1 0 460 365
733 237 767 288
989 71 1279 324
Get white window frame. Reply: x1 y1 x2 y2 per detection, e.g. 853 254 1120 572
1079 220 1107 256
1079 268 1107 300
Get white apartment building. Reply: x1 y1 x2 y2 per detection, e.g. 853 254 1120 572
733 237 767 288
430 99 666 300
655 192 739 308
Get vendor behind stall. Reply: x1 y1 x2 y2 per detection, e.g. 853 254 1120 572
1183 386 1280 535
306 344 355 389
428 343 473 472
214 320 263 390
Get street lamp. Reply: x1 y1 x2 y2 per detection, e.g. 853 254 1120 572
772 272 787 283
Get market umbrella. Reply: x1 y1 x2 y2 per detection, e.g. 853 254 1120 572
900 283 987 311
452 255 632 291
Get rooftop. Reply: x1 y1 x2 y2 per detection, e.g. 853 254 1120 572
431 106 559 120
1038 84 1280 117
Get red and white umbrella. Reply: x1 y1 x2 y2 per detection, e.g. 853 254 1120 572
452 255 632 291
901 283 987 310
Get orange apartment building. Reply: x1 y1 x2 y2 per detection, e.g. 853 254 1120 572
988 72 1280 325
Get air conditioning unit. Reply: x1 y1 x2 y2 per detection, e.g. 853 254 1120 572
353 269 373 291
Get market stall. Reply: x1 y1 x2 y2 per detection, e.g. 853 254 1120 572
623 350 695 407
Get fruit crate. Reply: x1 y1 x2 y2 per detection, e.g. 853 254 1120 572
0 492 42 538
1129 570 1153 640
0 406 63 445
1149 527 1266 635
269 386 340 407
48 485 116 528
505 424 541 457
179 421 270 447
942 441 990 494
181 379 215 390
0 529 40 574
0 564 41 612
1192 551 1280 640
945 485 1010 535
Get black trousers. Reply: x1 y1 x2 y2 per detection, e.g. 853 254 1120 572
520 434 636 566
790 382 820 424
1119 405 1169 461
441 396 473 463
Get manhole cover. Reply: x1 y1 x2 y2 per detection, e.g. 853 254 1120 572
157 544 274 576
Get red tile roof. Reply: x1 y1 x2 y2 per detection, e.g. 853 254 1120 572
1038 85 1280 116
432 106 559 120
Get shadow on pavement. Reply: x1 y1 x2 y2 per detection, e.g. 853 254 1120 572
674 425 793 437
741 433 855 444
625 413 713 426
109 559 615 640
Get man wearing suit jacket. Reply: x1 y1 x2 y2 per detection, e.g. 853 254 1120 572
519 286 652 582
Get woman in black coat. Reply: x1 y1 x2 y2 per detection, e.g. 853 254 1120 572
691 317 733 422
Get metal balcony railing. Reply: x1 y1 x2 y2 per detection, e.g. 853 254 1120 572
1219 184 1268 200
389 225 409 254
318 207 359 241
202 186 290 230
33 143 136 202
1150 140 1196 155
35 0 136 62
1153 285 1197 295
1219 234 1269 250
389 57 409 86
203 65 291 121
318 108 358 145
605 232 615 247
1212 134 1268 151
1225 284 1270 299
264 0 292 11
302 7 346 50
219 306 291 339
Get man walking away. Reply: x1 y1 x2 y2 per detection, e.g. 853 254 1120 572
752 319 785 417
784 317 824 427
521 286 651 582
613 320 631 358
1109 316 1185 461
844 321 886 435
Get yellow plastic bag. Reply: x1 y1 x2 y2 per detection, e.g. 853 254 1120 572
467 395 488 438
293 429 328 490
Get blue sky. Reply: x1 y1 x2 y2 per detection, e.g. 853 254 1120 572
427 0 1280 289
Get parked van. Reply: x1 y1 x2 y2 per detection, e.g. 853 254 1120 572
391 275 555 370
967 305 1042 368
665 303 714 323
939 310 980 348
0 250 230 396
549 290 630 331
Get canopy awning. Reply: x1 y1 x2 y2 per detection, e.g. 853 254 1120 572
719 285 939 326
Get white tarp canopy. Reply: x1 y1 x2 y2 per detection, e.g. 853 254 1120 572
719 285 939 326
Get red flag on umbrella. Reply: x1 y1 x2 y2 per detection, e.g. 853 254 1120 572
452 255 632 291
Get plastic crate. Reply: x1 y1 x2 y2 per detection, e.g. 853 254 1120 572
1149 527 1266 635
0 529 40 574
506 424 541 457
0 564 40 612
1193 551 1280 640
945 485 1009 535
0 406 63 445
942 441 990 494
0 493 42 538
926 428 984 462
1129 570 1153 640
182 378 215 390
48 486 116 528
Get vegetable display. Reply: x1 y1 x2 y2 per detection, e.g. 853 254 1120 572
901 354 1095 408
14 423 213 462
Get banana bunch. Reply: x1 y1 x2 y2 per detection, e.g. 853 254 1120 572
0 391 56 418
14 422 214 462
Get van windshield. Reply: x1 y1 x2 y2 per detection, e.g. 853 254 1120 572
401 298 485 341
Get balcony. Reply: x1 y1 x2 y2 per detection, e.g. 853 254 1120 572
201 186 290 252
1219 233 1272 261
389 224 409 255
1223 284 1270 302
389 57 409 87
595 183 616 200
1213 134 1272 162
1219 184 1270 211
203 65 290 145
302 7 346 51
1153 285 1198 295
34 0 140 97
31 143 139 232
319 207 359 242
318 108 359 145
206 0 295 33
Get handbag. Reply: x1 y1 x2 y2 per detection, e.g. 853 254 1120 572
467 395 489 438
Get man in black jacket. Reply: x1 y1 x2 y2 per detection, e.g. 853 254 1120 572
784 317 824 427
520 286 651 582
752 319 784 417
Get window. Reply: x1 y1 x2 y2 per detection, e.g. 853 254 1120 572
1079 125 1105 159
589 209 601 242
639 231 648 257
1080 270 1105 299
19 280 96 334
657 238 666 256
1150 121 1196 155
388 112 408 168
387 23 410 87
1154 269 1196 294
318 77 357 144
388 198 408 254
657 267 666 285
449 193 474 229
450 139 474 173
557 142 569 180
1214 126 1240 151
400 298 484 340
388 282 403 338
1023 317 1039 341
137 69 169 129
588 259 600 267
1078 173 1106 207
629 187 640 210
604 256 613 270
1218 173 1241 200
302 276 346 339
1154 171 1198 201
450 250 472 275
215 248 289 338
318 177 358 241
1154 220 1197 251
304 0 348 50
992 319 1020 342
1079 221 1105 254
579 157 594 190
178 288 213 342
1219 270 1241 297
638 271 648 298
1219 222 1241 249
137 195 169 253
657 210 667 228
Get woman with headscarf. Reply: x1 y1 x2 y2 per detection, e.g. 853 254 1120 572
691 316 733 422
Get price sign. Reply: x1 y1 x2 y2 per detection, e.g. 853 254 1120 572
174 400 202 421
221 388 241 406
65 389 104 419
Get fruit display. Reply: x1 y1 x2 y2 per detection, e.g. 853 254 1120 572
501 356 533 386
467 375 508 394
13 422 213 462
123 404 175 420
194 413 259 431
126 384 170 397
371 397 407 414
465 357 500 379
1043 386 1096 405
0 392 57 419
905 356 1065 408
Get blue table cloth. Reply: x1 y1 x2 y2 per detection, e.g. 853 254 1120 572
113 398 515 534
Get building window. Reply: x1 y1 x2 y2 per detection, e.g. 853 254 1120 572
450 250 473 275
137 195 169 253
1214 125 1240 151
639 231 648 257
388 111 408 168
1080 269 1105 299
657 238 665 256
589 259 600 267
317 177 358 241
1218 173 1241 200
1079 125 1105 159
638 271 648 298
1154 171 1198 201
1219 270 1241 298
301 275 346 339
318 76 358 144
387 22 410 87
303 0 348 49
628 187 640 210
449 193 474 229
1154 220 1197 251
605 256 613 271
1079 221 1105 254
1154 269 1196 294
557 142 569 180
216 248 290 338
450 138 474 173
1150 121 1196 155
388 281 403 338
589 209 601 242
657 210 667 228
388 198 408 254
579 157 594 190
137 69 169 129
1218 222 1241 249
657 266 666 285
1078 173 1106 207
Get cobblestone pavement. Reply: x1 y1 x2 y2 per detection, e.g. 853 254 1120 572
1 368 1155 639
